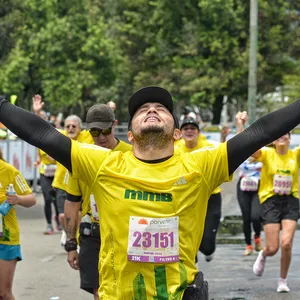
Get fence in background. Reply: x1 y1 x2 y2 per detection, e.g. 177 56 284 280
0 139 38 185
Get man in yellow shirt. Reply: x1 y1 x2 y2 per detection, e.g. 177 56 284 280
1 86 300 299
176 117 223 263
64 104 132 299
52 114 93 244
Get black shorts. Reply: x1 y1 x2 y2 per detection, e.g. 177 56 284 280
79 235 100 294
262 195 300 225
56 188 67 214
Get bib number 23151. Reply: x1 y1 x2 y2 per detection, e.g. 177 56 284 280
127 216 179 263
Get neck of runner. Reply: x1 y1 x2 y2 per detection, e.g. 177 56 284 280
275 144 289 155
133 142 174 161
185 139 198 149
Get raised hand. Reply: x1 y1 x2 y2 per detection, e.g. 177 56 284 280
220 125 231 142
32 94 45 114
236 111 248 125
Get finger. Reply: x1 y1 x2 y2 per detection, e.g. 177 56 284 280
68 260 77 270
68 257 80 270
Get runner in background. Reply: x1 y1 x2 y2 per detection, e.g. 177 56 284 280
175 117 229 263
32 96 62 234
64 104 132 299
32 95 93 245
0 148 36 299
107 101 116 112
52 115 93 247
252 132 300 293
235 111 263 255
34 149 61 234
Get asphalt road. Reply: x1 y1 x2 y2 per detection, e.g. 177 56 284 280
199 232 300 300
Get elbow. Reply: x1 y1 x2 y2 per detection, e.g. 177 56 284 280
28 194 36 207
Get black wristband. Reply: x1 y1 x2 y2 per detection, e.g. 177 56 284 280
64 238 78 252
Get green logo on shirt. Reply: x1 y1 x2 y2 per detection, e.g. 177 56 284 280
276 169 291 174
124 190 172 202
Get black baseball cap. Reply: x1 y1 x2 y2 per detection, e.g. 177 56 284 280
180 117 199 130
128 86 179 129
86 104 115 129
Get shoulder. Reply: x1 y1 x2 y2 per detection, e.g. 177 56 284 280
0 159 17 173
78 130 93 143
118 140 132 152
204 139 220 147
191 142 226 158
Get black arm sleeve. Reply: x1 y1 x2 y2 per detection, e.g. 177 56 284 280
67 193 82 203
228 99 300 175
0 97 72 172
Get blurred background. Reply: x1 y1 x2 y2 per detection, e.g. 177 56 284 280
0 0 299 128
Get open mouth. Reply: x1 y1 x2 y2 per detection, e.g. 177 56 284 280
144 116 160 122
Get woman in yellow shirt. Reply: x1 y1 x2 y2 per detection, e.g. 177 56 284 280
34 148 61 234
0 149 36 299
252 133 300 293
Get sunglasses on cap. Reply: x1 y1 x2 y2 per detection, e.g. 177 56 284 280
89 127 113 137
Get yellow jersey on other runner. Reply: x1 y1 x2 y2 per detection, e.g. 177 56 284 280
65 139 132 223
255 146 300 203
71 140 231 300
38 149 56 176
0 160 32 245
52 129 93 190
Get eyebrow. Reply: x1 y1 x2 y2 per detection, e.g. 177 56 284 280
139 103 165 110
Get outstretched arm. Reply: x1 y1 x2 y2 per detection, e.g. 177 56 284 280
227 99 300 175
0 97 72 172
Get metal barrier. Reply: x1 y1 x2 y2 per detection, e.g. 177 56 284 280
0 139 39 190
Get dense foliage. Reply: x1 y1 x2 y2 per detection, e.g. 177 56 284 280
0 0 299 123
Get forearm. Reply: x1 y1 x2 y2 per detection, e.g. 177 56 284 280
17 194 36 207
236 122 244 134
227 99 300 174
0 97 72 171
64 200 81 239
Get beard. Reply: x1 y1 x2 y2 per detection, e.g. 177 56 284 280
68 132 78 139
132 125 173 151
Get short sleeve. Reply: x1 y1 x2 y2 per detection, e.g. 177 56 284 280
191 142 232 192
255 146 270 163
292 146 300 165
71 140 110 185
65 174 82 196
12 170 32 195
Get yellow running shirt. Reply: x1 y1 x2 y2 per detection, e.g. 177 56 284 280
66 140 132 223
0 160 32 245
52 130 93 190
38 149 56 176
175 138 221 194
256 146 300 203
70 140 231 299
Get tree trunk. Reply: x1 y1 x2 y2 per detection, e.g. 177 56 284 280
212 95 224 124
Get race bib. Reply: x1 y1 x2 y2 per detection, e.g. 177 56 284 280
44 164 57 177
240 176 259 192
90 194 99 221
273 174 293 195
127 216 179 263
